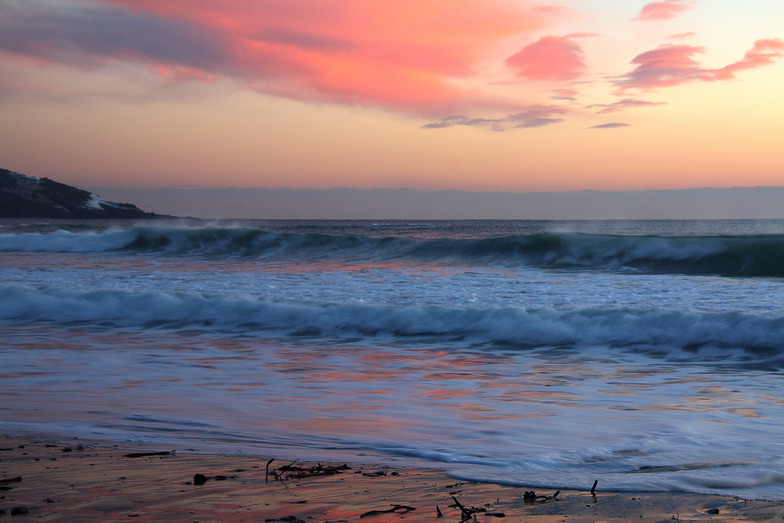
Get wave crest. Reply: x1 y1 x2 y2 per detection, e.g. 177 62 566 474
2 285 783 360
1 226 783 276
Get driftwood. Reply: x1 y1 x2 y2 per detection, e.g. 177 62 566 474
274 462 351 481
0 476 22 491
266 458 275 483
359 504 416 518
123 451 174 458
524 490 560 503
0 476 22 484
451 495 486 521
192 473 236 485
274 460 298 480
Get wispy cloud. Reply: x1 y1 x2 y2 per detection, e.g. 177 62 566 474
509 105 569 128
668 32 697 41
421 116 505 130
636 0 694 21
589 123 630 129
549 87 579 101
421 105 567 131
592 99 666 114
615 39 784 91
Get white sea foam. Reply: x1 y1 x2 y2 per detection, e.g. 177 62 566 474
2 284 782 359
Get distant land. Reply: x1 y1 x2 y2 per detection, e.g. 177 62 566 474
0 168 160 219
3 167 781 220
87 184 784 220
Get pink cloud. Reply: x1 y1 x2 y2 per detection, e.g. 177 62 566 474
619 44 708 89
668 32 697 40
81 0 560 115
636 0 693 21
506 36 586 81
615 39 784 91
714 39 784 80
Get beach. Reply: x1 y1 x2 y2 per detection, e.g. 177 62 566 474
3 435 784 522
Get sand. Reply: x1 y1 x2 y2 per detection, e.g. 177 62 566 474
2 435 783 522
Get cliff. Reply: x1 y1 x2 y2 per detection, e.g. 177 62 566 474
0 168 161 219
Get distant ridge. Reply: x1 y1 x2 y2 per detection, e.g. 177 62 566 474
0 168 161 219
89 184 784 220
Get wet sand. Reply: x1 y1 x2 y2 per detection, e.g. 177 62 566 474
2 435 783 522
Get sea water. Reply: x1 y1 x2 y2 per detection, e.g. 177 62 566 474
1 219 784 498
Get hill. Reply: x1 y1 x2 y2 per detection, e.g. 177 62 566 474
0 168 161 219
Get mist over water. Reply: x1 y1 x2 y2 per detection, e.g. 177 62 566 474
2 219 784 498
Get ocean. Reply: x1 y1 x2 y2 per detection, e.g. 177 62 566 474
2 218 784 499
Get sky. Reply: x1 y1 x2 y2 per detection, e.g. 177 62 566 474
1 0 783 210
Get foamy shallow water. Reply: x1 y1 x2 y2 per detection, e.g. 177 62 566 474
2 219 784 499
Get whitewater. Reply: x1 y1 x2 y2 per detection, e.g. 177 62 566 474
2 218 784 499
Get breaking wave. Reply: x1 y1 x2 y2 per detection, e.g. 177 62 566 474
1 226 783 277
2 285 783 359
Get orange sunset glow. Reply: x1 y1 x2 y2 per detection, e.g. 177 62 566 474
1 0 783 216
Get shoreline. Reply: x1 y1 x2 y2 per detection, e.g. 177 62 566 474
3 436 783 521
